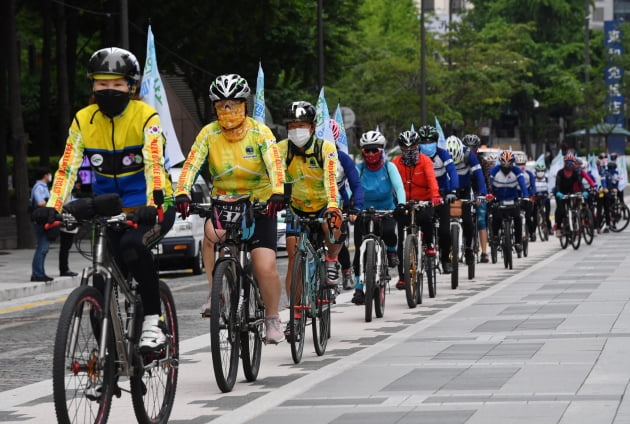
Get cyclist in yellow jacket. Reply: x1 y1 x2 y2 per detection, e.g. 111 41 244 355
32 47 175 352
276 101 343 299
175 74 286 344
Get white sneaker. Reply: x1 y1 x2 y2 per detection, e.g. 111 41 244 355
139 314 166 352
265 315 284 344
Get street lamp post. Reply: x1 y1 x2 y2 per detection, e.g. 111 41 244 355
420 0 427 124
317 0 324 90
120 0 129 49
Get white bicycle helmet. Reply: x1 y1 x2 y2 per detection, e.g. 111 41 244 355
445 136 464 164
360 130 386 149
208 74 251 101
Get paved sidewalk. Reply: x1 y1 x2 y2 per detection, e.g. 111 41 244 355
0 242 91 301
1 227 629 423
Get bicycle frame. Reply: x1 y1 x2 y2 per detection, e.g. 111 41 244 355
292 215 327 317
357 208 389 286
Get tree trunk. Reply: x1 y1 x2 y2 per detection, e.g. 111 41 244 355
56 2 71 153
7 0 34 249
0 5 9 217
38 0 53 167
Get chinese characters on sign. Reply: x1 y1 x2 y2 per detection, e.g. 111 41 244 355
604 21 624 125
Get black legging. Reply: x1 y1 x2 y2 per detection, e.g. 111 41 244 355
59 230 75 274
492 204 522 244
107 207 175 316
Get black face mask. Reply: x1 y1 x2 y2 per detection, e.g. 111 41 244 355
94 89 130 117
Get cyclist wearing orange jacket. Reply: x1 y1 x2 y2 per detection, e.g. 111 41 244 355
391 130 441 290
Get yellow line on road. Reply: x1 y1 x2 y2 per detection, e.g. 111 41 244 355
0 297 67 315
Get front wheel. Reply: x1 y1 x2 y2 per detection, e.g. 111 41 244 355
312 263 331 356
53 285 114 424
610 202 630 232
289 250 307 364
559 219 570 249
570 212 581 250
374 243 388 318
403 235 421 307
581 207 595 245
210 260 240 393
131 280 179 424
363 240 376 322
425 252 437 299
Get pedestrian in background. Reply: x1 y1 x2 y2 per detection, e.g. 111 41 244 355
30 166 54 282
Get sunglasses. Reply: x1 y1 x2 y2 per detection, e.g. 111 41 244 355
362 148 380 154
419 139 435 144
215 99 243 109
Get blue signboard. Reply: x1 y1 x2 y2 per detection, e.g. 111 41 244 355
604 20 626 154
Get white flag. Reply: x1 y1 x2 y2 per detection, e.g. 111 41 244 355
254 62 265 124
315 87 335 142
140 25 185 169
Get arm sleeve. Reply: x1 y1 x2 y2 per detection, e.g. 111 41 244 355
340 152 364 209
176 126 211 197
580 169 596 188
142 113 169 206
387 161 406 204
259 125 286 196
515 169 530 197
469 152 488 195
322 141 339 209
47 116 86 212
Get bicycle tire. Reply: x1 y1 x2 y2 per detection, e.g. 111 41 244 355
374 243 388 318
312 262 330 356
450 223 459 290
571 211 581 250
559 218 570 249
581 207 595 245
289 249 307 364
537 208 549 241
210 260 240 393
240 272 263 381
488 216 498 264
521 215 528 257
403 235 421 307
363 239 376 322
425 248 437 299
53 285 114 424
610 202 630 232
503 220 512 270
131 280 179 424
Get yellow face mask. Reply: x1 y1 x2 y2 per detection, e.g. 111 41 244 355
216 101 246 130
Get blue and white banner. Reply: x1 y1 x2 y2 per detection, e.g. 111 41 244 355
254 62 266 124
315 87 335 143
334 104 348 154
140 25 185 169
435 116 446 149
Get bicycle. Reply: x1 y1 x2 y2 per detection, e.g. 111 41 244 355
283 210 340 364
606 189 630 232
558 193 582 250
488 199 519 270
519 199 529 258
580 193 596 245
190 195 266 393
51 193 179 424
448 199 462 290
534 193 550 242
401 200 434 306
356 208 392 322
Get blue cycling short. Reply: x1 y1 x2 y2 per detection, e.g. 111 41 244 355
476 202 488 230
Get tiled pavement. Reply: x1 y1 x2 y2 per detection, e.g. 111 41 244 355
1 228 629 423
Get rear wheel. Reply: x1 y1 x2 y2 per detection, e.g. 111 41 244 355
363 240 376 322
403 235 421 307
610 202 630 232
53 285 114 424
131 280 179 424
450 223 459 290
570 211 581 250
374 244 387 318
288 250 307 364
210 260 239 393
581 207 595 245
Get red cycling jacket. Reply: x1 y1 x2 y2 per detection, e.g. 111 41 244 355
392 154 440 201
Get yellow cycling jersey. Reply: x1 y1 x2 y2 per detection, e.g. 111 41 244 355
276 137 339 213
48 100 174 212
176 117 285 201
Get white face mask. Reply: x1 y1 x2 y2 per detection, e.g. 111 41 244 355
288 128 311 148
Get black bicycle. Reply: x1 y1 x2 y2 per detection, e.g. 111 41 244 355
401 200 434 306
51 193 179 424
356 208 392 322
190 195 266 393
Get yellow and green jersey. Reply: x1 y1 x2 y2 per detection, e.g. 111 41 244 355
277 137 339 213
176 117 285 201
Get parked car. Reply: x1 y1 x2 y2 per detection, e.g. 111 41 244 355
155 167 210 274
